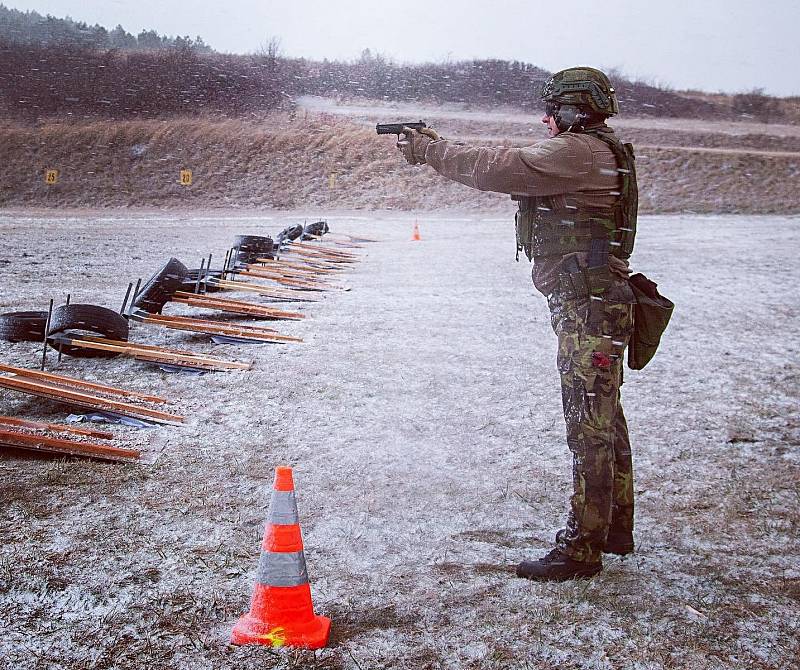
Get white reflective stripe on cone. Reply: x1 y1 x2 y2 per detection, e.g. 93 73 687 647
269 491 299 525
256 550 309 587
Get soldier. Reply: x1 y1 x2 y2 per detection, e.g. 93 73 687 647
396 67 639 581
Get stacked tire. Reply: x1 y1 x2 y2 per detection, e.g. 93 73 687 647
234 235 274 264
131 257 189 314
0 311 49 343
46 304 129 358
275 224 304 248
302 221 329 240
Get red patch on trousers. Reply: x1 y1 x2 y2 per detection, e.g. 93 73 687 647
591 351 612 369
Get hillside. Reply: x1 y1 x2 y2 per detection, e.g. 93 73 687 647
1 36 796 123
1 111 798 214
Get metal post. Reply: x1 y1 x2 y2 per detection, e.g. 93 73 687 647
57 294 70 364
222 250 231 281
41 298 54 371
132 278 142 300
231 246 241 281
204 253 212 294
120 282 133 316
195 258 206 294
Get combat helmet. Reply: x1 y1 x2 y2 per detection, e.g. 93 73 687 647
541 67 619 117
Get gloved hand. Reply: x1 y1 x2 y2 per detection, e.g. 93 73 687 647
397 127 441 165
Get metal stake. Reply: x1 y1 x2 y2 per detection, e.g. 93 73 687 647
57 294 70 364
41 298 54 371
222 250 231 281
195 258 206 295
120 282 133 316
204 253 213 294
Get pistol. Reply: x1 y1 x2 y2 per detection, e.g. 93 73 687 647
376 120 427 137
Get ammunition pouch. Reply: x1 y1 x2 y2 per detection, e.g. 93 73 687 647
557 255 613 300
514 200 534 262
627 273 674 370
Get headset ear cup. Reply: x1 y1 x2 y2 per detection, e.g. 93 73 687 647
555 105 590 131
555 105 577 131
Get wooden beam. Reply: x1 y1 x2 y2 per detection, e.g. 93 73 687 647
133 312 303 343
250 258 341 274
0 428 140 462
0 363 169 404
0 375 184 425
50 336 252 371
171 292 305 320
239 268 333 291
207 278 320 302
0 415 113 440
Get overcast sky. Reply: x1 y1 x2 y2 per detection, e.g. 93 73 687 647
4 0 799 96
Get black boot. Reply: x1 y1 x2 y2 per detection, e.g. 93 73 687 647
555 528 634 556
604 530 634 556
516 548 602 581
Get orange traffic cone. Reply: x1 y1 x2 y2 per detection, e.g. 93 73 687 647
411 222 421 241
230 466 331 649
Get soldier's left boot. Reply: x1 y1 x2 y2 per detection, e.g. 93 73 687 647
555 528 634 556
516 548 602 581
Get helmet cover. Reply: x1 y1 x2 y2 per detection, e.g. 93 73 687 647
541 67 619 116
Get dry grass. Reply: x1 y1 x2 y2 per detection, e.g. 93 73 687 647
0 112 797 214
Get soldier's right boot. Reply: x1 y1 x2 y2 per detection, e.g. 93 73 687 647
555 528 634 556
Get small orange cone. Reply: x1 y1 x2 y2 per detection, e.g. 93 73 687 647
411 222 421 241
230 466 331 649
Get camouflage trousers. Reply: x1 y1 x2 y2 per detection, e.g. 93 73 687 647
547 280 636 563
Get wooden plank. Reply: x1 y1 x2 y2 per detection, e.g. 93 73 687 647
207 278 320 301
280 248 357 264
0 416 113 440
171 292 305 320
284 244 356 260
64 335 249 363
139 313 278 333
136 313 303 343
0 363 169 404
239 268 332 291
0 428 140 462
236 265 332 282
236 269 330 288
290 241 358 258
302 233 364 249
54 337 252 371
251 258 340 274
0 376 184 425
243 262 336 278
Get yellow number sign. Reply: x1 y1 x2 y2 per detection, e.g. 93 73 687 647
44 169 59 185
179 169 193 186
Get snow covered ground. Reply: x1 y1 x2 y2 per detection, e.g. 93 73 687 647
0 210 798 669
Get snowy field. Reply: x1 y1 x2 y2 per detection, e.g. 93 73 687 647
1 210 798 669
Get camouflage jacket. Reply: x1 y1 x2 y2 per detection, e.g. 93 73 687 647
424 128 631 296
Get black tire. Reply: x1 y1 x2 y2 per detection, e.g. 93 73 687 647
280 224 304 242
234 235 274 264
302 220 329 240
47 304 130 358
131 257 189 314
0 311 48 342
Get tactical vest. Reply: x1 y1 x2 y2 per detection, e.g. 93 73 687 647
514 128 638 296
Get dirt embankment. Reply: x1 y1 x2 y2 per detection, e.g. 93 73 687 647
1 111 798 214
